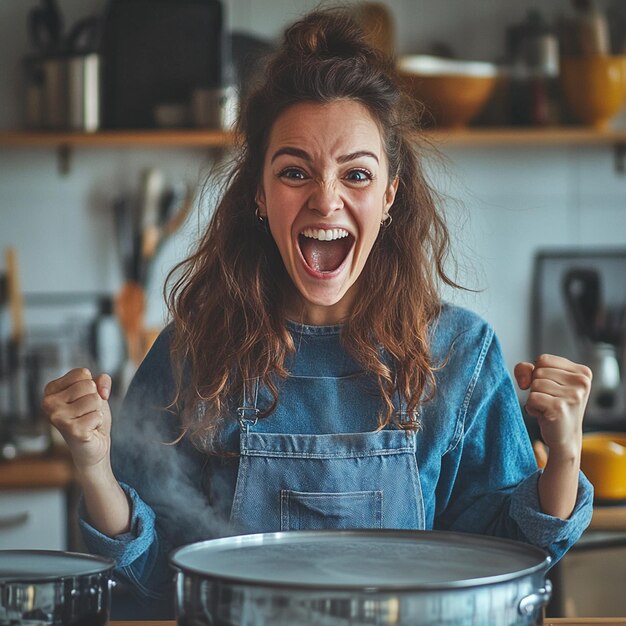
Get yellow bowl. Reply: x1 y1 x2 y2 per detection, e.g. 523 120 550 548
398 55 497 128
581 432 626 501
560 55 626 130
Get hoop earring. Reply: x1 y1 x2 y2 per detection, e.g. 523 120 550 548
380 214 392 228
255 206 269 234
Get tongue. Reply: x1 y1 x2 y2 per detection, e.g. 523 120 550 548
300 237 351 273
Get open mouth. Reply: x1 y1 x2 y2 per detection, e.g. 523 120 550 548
298 228 355 274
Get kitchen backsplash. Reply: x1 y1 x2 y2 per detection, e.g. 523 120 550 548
0 0 625 378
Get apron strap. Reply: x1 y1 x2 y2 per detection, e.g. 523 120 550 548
237 376 260 431
394 377 420 428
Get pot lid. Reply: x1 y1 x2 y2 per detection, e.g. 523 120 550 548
0 550 115 583
169 529 550 591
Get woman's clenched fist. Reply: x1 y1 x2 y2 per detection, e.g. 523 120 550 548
42 368 113 472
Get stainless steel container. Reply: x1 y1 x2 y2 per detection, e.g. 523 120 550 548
0 550 115 626
190 86 238 130
66 54 101 132
170 529 552 626
23 54 101 131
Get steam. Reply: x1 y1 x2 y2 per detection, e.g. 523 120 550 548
109 384 237 552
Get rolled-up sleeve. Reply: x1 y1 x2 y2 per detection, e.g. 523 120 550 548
509 469 594 559
435 323 594 564
79 482 156 568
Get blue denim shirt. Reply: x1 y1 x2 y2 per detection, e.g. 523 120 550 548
80 303 593 617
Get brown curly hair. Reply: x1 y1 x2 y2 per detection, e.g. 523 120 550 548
165 7 458 452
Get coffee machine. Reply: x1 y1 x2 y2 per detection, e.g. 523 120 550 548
531 249 626 431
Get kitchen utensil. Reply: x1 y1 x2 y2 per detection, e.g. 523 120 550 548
138 181 196 286
28 0 64 56
4 248 26 423
170 529 552 626
0 549 114 626
114 281 145 367
64 15 103 56
25 0 102 131
5 248 24 347
28 0 101 57
161 183 195 239
137 168 165 284
397 55 498 128
113 196 134 281
581 432 626 501
28 7 100 58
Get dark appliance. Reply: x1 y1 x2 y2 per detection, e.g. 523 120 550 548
100 0 224 129
531 249 626 430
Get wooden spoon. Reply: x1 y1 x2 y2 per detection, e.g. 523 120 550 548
114 280 145 366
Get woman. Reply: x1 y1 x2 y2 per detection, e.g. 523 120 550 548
42 8 593 618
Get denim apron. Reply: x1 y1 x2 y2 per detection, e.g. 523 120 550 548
229 377 425 533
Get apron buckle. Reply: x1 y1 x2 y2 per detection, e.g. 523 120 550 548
398 410 421 429
237 406 259 427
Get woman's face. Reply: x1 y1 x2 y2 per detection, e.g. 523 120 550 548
256 100 398 325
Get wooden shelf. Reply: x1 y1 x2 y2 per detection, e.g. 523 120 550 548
425 127 626 147
0 129 233 148
3 127 625 175
1 127 626 148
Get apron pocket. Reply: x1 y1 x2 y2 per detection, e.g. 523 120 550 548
280 490 383 531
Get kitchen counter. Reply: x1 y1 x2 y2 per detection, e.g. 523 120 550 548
589 505 626 531
110 617 626 626
0 453 73 489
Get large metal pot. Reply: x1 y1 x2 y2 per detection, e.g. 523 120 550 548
0 550 115 626
169 529 552 626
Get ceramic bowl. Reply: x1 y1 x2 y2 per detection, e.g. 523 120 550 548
397 55 498 128
581 432 626 501
560 55 626 130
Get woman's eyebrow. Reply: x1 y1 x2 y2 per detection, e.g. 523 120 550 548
271 147 379 164
271 147 310 163
337 151 379 164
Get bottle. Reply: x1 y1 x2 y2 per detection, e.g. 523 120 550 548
571 0 610 56
507 11 560 126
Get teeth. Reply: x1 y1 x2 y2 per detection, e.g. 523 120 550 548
301 228 350 241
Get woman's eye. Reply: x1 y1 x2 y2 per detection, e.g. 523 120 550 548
279 168 307 181
345 169 372 183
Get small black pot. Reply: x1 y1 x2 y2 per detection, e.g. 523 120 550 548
0 550 115 626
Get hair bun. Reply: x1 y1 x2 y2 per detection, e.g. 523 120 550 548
282 9 373 62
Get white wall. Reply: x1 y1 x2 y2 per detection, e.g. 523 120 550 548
1 0 625 375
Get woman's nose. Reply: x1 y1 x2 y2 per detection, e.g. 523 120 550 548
307 180 343 215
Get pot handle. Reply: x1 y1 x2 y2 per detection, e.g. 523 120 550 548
518 579 553 616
